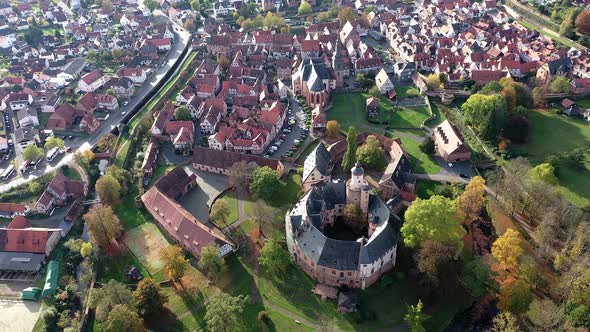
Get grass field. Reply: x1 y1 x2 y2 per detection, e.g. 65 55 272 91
511 110 590 207
212 190 239 228
415 180 438 199
330 92 428 129
123 223 168 274
399 135 441 174
113 188 151 229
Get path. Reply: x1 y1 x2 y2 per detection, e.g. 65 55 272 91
224 188 251 231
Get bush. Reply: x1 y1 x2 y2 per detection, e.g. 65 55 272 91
419 137 435 155
257 310 270 324
380 275 393 288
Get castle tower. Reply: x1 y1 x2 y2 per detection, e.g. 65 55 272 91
346 161 370 216
332 42 346 88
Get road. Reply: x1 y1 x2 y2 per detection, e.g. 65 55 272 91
0 16 191 194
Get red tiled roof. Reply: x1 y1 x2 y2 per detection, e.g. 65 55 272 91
0 203 27 214
80 70 102 85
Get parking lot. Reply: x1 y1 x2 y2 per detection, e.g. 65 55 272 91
264 98 310 159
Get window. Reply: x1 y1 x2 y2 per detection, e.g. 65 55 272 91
332 270 336 275
348 272 352 276
340 272 344 277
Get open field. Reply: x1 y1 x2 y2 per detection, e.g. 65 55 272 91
123 223 168 274
511 110 590 207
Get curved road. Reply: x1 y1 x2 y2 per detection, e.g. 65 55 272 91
0 16 191 194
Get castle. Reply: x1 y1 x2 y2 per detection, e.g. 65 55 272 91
286 154 401 289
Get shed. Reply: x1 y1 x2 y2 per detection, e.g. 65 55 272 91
42 260 59 298
312 283 338 300
21 287 41 301
338 290 360 312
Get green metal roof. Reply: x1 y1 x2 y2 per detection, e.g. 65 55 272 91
42 260 59 298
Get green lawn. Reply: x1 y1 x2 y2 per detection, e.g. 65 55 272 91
212 190 239 227
415 180 438 199
62 166 81 181
399 136 441 174
270 173 302 208
511 110 590 207
113 188 151 229
330 92 428 130
395 85 420 99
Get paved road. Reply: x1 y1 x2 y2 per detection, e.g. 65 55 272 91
267 97 309 158
0 299 41 332
0 17 191 194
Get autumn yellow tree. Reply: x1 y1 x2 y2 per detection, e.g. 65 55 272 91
159 245 189 282
326 120 341 138
492 228 523 270
455 176 486 223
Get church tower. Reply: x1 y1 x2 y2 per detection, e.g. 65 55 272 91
332 41 346 88
346 161 370 216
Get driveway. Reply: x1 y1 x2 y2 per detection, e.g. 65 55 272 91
434 157 473 178
0 15 191 194
0 299 41 332
180 169 229 224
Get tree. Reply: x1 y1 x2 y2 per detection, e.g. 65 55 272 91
104 304 144 332
318 11 331 22
44 137 65 151
250 200 275 234
343 203 364 229
419 137 435 155
499 77 518 112
326 120 341 138
532 87 546 108
503 113 529 144
341 127 358 171
80 242 93 257
462 257 497 298
560 8 582 38
210 200 230 225
425 74 441 89
174 106 192 121
480 81 503 94
90 280 133 321
462 93 508 141
205 294 249 332
190 0 201 11
492 229 523 270
490 312 521 332
132 278 167 316
368 86 381 98
401 196 465 252
355 73 374 90
75 150 95 170
97 133 117 152
258 239 291 275
338 7 357 26
455 176 486 223
550 76 571 93
217 55 230 73
160 245 189 282
576 10 590 35
404 299 429 332
23 144 44 162
527 299 565 331
228 161 257 189
83 205 123 249
198 245 225 278
298 1 312 15
528 163 558 185
184 17 196 31
96 174 121 205
498 279 533 315
415 240 455 284
356 135 386 170
250 166 281 201
144 0 160 11
106 165 131 195
102 0 114 11
28 181 43 194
